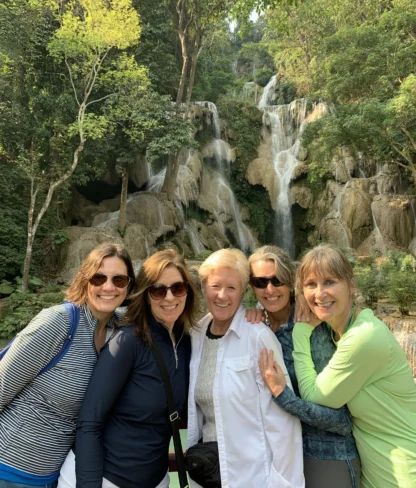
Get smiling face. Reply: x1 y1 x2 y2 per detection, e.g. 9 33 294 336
149 266 187 330
203 267 243 330
302 272 353 329
87 256 129 322
250 260 291 315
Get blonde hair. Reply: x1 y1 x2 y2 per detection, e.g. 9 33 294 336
198 248 250 290
65 243 135 305
125 249 198 344
249 245 295 291
296 244 355 294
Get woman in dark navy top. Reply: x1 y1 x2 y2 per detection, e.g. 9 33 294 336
75 250 199 488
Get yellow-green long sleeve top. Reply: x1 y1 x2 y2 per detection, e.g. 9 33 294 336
293 308 416 488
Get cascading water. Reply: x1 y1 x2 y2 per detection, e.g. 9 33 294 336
265 99 308 256
185 221 205 255
334 183 351 248
196 101 256 253
258 75 277 108
370 201 387 254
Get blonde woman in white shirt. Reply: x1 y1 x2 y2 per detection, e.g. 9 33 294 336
187 249 304 488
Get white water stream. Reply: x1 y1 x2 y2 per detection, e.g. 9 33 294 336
197 101 256 252
264 99 308 256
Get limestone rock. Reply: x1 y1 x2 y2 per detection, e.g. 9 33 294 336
201 139 236 163
319 215 351 248
57 227 122 283
246 158 277 207
290 186 313 209
291 164 308 181
371 195 415 248
128 154 151 188
338 186 373 248
330 148 356 183
123 223 154 260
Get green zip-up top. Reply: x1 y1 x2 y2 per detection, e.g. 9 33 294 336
293 308 416 488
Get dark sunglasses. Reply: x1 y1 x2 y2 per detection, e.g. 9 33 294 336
148 281 189 300
89 273 131 289
249 276 285 289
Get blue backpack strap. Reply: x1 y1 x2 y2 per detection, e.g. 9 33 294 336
0 337 16 359
38 302 80 376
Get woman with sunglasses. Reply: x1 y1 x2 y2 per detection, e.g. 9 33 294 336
187 248 304 488
247 245 361 488
0 243 135 488
75 249 198 488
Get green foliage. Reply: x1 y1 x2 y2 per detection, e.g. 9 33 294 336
195 250 213 261
388 270 416 315
254 68 274 87
50 229 69 247
0 289 64 339
242 286 258 308
353 252 416 314
216 96 270 241
216 96 263 166
354 265 388 303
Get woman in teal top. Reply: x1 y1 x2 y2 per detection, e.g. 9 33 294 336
260 244 416 488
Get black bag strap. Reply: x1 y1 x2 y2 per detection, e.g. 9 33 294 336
150 340 189 488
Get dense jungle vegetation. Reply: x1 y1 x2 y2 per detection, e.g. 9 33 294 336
0 0 416 331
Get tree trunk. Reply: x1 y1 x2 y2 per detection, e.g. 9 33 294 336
185 29 202 109
21 141 84 291
176 34 189 105
119 167 128 235
22 184 37 292
161 153 181 201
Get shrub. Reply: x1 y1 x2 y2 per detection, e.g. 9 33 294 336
254 68 274 87
388 270 416 315
354 266 388 304
0 289 64 339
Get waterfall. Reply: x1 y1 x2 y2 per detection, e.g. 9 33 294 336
266 99 308 256
258 75 277 108
185 221 205 255
370 201 386 254
196 101 256 253
147 168 166 192
216 174 256 253
335 183 351 248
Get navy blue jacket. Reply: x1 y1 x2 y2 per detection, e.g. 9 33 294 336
75 317 190 488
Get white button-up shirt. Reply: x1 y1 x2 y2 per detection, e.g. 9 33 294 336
187 306 305 488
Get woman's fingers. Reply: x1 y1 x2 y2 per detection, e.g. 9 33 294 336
245 308 265 324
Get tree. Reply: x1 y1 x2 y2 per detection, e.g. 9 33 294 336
0 0 147 291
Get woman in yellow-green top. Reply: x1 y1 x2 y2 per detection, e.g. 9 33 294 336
286 245 415 488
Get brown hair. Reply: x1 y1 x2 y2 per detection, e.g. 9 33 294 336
198 248 250 291
296 244 355 295
249 245 295 292
125 249 198 343
65 243 135 305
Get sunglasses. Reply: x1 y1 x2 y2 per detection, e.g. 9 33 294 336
89 273 131 289
148 281 189 300
249 276 285 289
